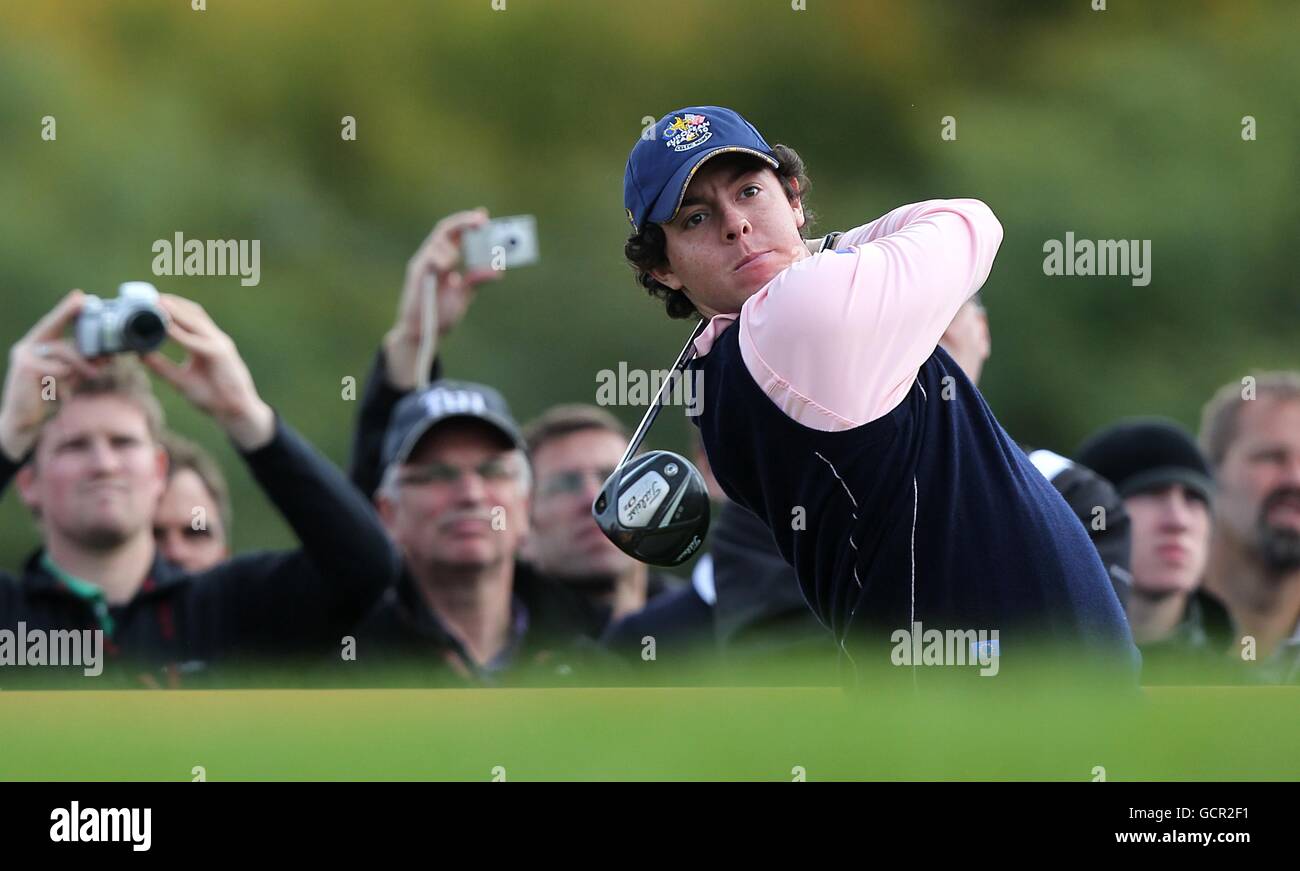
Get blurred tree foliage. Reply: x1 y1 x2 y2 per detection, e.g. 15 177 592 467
0 0 1295 562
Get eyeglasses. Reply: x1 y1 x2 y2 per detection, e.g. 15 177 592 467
396 458 520 487
537 467 618 499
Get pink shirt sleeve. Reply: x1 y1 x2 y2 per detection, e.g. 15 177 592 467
734 199 1003 431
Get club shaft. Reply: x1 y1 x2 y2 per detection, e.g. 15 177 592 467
616 319 708 469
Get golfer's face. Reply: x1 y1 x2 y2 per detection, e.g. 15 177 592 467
654 161 807 317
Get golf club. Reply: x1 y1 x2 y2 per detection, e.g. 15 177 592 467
592 320 711 567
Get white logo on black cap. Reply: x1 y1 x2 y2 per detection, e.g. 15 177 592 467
423 389 487 419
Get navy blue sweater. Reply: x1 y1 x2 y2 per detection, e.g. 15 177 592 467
691 327 1137 680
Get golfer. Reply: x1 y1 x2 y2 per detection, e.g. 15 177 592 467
621 106 1136 681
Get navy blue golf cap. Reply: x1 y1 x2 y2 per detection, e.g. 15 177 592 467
382 380 525 469
623 106 778 233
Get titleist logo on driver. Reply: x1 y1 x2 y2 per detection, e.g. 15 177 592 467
618 472 669 528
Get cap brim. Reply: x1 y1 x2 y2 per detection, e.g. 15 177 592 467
1119 467 1215 503
392 413 525 468
644 145 779 228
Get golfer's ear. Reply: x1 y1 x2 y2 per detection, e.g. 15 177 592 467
650 264 684 291
788 178 806 230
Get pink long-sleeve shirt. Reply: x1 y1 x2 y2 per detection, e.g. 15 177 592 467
692 199 1004 429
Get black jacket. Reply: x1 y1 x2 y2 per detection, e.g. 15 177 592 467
1138 587 1239 685
0 417 401 687
339 560 606 686
349 346 682 637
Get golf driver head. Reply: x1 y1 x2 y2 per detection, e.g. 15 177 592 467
592 449 710 567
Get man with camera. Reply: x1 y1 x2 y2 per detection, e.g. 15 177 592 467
342 212 615 683
0 289 400 686
349 211 680 638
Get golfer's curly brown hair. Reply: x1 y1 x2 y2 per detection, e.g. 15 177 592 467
624 144 813 320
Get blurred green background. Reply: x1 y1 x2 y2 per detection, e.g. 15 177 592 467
1 0 1295 561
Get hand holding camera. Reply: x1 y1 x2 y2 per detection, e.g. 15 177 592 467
384 209 538 390
0 290 105 461
0 285 274 459
141 294 274 451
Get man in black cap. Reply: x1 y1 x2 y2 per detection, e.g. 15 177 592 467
1077 418 1234 683
345 379 598 685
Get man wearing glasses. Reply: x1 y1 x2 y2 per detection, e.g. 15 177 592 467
521 405 684 630
348 380 597 685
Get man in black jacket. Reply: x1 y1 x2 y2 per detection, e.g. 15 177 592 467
0 291 400 687
347 379 601 685
347 210 678 643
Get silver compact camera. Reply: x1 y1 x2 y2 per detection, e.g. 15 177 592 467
75 282 170 357
461 215 539 271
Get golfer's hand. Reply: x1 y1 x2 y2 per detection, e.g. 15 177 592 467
0 291 105 461
384 208 502 389
143 294 275 451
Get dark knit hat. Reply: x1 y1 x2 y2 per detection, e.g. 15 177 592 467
1076 418 1214 503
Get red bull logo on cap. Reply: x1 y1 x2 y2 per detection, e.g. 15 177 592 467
665 113 711 152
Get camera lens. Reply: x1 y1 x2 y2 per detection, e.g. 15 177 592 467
122 310 167 353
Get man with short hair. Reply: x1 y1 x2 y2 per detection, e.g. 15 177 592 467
154 432 231 572
522 403 681 628
0 291 400 686
620 106 1135 682
1199 373 1300 681
349 211 679 642
350 381 597 684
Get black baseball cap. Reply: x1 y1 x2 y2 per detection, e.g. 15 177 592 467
1075 418 1215 503
381 380 525 469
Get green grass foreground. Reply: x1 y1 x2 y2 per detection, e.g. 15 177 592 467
1 686 1297 781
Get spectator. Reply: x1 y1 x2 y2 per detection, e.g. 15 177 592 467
1200 373 1300 682
521 404 682 631
1077 418 1233 683
937 293 991 386
348 209 500 502
154 432 231 572
348 380 598 685
0 291 399 686
347 210 678 641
